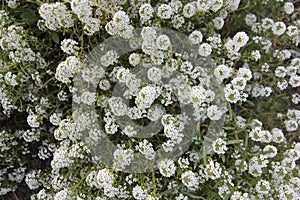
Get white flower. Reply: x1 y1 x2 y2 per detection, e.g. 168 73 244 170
251 50 261 61
99 79 111 91
49 113 62 126
233 31 249 47
178 157 190 169
286 25 299 37
286 65 298 76
141 27 157 42
132 185 148 200
113 11 130 29
183 3 196 18
230 191 249 200
181 170 199 190
180 61 193 74
70 0 93 20
231 77 247 91
157 4 173 19
289 75 300 88
83 17 100 36
61 38 79 55
214 64 232 82
211 0 223 12
198 43 212 57
97 168 114 188
249 127 262 142
287 109 300 121
262 18 274 30
100 50 119 67
156 34 170 51
25 170 40 190
213 17 224 30
54 119 74 140
263 145 277 158
39 3 74 31
147 104 165 121
4 72 18 86
235 159 248 172
116 67 131 83
135 140 155 160
204 160 222 180
275 66 286 78
27 114 40 128
54 188 72 200
139 3 154 20
113 146 134 171
245 13 257 26
175 194 189 200
189 30 203 45
147 67 162 83
6 0 19 9
284 2 294 14
196 0 211 12
172 14 185 29
255 180 270 194
277 80 288 90
272 22 286 36
284 119 298 132
158 159 176 177
207 105 223 120
292 93 300 104
135 85 161 109
81 91 96 105
55 56 81 84
272 165 287 180
212 138 227 154
129 53 141 66
281 157 296 171
236 116 247 128
224 84 240 103
237 67 252 81
122 125 137 137
225 39 240 54
227 0 241 11
108 97 127 116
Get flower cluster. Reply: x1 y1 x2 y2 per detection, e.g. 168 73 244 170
0 0 299 200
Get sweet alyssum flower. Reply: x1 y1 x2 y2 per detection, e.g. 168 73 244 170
132 185 148 200
284 2 294 14
39 2 74 31
245 13 257 26
255 179 271 195
182 3 196 18
233 31 249 47
198 43 212 57
181 170 199 190
158 159 176 177
157 4 173 19
272 21 286 35
189 30 203 45
212 138 227 154
2 1 300 199
60 38 80 56
139 3 154 21
214 64 232 83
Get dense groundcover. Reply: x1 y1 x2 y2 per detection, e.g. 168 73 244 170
0 0 300 199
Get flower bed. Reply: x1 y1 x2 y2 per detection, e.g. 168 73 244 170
0 0 299 199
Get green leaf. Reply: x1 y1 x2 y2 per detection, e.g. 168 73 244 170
51 32 60 44
220 154 225 163
227 139 243 145
20 10 39 23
